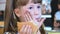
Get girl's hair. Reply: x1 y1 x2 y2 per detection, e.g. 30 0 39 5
5 0 17 33
15 0 42 8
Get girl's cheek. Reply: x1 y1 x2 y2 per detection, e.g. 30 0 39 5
24 10 28 14
24 9 30 13
22 9 28 14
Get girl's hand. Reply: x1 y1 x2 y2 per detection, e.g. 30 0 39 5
24 11 46 28
38 18 46 28
24 11 33 22
19 25 32 34
19 11 33 34
22 11 46 34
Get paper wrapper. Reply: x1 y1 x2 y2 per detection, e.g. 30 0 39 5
17 22 38 34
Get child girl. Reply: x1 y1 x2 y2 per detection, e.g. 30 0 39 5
5 0 46 34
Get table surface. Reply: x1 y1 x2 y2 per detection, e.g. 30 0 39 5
0 21 4 28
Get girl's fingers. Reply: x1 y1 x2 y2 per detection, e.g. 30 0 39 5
23 15 27 22
23 12 30 22
26 12 33 21
27 25 32 34
20 25 25 34
29 28 32 34
27 25 30 34
24 25 28 34
40 18 46 23
25 11 33 21
20 25 32 34
24 14 29 21
38 18 46 27
25 13 31 21
24 12 30 21
26 14 30 21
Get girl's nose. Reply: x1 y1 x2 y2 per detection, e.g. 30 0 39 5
34 10 39 15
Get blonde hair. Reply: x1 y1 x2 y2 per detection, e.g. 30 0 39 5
15 0 42 8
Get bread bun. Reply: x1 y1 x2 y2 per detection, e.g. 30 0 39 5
17 22 38 33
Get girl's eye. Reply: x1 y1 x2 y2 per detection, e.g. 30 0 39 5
37 6 40 8
29 7 33 9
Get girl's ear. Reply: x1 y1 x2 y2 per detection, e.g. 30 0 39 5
14 8 21 17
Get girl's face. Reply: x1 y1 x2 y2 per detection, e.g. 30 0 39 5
22 3 42 19
15 0 44 27
20 3 42 26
